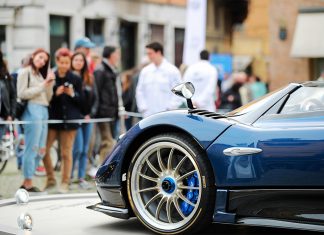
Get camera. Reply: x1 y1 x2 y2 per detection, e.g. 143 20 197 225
64 82 70 87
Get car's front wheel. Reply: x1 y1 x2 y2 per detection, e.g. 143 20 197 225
127 133 215 234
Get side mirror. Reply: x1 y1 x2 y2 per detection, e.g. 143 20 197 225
172 82 195 109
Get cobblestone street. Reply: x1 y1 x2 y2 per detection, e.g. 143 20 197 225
0 157 96 200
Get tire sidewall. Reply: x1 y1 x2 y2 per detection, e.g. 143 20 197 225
127 134 214 235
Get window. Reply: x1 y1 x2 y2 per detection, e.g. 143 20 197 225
312 58 324 81
119 21 137 70
85 19 104 47
50 15 70 66
281 87 324 114
150 24 164 44
0 26 6 57
174 28 184 68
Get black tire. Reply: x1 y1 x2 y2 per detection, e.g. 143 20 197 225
127 133 215 235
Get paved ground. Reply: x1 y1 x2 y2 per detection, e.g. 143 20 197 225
0 193 321 235
0 157 97 199
0 158 322 235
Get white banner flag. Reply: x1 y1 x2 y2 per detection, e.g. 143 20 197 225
183 0 207 65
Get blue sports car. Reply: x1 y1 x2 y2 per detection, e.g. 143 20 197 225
89 81 324 234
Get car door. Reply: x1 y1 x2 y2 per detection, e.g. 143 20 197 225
210 85 324 223
253 110 324 187
210 85 324 187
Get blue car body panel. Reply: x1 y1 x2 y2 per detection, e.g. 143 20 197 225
96 110 234 187
93 82 324 232
207 112 324 187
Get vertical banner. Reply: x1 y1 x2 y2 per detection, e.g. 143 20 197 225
183 0 207 65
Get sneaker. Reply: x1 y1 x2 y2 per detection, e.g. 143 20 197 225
20 185 47 195
35 166 46 177
87 166 98 179
58 183 69 194
79 180 92 190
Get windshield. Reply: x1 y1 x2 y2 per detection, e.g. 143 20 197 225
227 87 283 116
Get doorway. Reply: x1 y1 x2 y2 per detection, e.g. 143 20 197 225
49 15 70 66
119 20 137 70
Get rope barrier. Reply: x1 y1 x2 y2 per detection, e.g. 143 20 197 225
0 111 142 125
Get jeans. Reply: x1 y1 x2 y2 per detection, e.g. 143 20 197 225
72 123 93 179
22 103 48 179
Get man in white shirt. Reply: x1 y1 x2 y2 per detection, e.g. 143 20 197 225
183 50 218 111
136 42 182 118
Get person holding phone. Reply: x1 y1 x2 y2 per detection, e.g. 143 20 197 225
43 48 83 193
17 48 55 193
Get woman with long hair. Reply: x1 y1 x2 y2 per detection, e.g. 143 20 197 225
17 48 55 193
0 50 16 136
70 51 98 189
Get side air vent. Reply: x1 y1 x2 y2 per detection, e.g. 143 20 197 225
188 109 227 119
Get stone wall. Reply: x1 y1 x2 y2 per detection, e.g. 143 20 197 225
269 0 324 90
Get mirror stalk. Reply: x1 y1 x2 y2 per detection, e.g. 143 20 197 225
187 99 194 109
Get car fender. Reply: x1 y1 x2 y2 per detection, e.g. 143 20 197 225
96 110 234 187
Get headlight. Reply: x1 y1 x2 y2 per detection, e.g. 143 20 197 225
15 189 29 204
17 213 33 230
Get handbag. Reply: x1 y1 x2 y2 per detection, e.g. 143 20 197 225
16 72 30 119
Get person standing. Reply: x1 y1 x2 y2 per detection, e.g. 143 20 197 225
249 75 267 100
136 42 182 118
183 50 218 111
94 46 119 163
71 52 98 189
17 48 55 193
43 48 83 193
0 50 16 136
74 37 96 75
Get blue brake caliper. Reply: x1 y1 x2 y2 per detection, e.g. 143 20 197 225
180 172 199 216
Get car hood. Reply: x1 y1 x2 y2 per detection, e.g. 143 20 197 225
137 109 235 149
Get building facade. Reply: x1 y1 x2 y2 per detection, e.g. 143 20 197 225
232 0 324 90
0 0 186 70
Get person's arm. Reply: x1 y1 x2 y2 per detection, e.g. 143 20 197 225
194 67 217 110
167 68 183 110
17 68 46 100
94 68 104 97
8 78 17 118
90 80 99 118
68 74 83 107
45 71 55 102
135 70 148 113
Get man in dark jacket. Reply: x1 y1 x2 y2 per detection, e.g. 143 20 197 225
94 46 119 163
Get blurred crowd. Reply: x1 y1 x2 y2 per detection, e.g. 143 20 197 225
0 38 271 195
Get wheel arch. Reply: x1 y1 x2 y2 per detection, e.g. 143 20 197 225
120 125 208 216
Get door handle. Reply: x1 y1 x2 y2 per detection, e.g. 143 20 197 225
223 147 262 157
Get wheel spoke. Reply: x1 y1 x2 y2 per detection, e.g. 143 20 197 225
166 198 173 223
139 173 159 183
155 197 166 219
177 170 196 182
131 141 203 229
178 185 200 190
157 148 166 172
145 193 162 208
138 186 159 193
167 148 174 171
174 155 187 175
173 197 186 219
146 159 161 176
177 192 196 207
